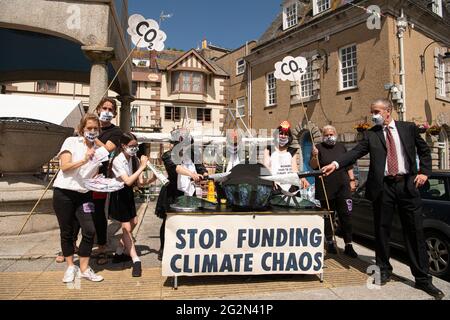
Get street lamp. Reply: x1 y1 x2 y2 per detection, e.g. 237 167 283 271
420 41 450 73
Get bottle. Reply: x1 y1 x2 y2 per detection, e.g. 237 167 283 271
207 180 216 202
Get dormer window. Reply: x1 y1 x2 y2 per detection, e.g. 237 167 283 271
431 0 443 18
283 1 298 30
171 71 205 94
313 0 331 16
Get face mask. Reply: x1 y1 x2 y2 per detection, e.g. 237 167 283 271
372 114 384 126
227 144 238 155
99 111 114 122
124 146 139 157
84 131 99 142
279 136 289 147
323 136 337 146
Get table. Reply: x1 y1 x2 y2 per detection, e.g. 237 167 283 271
162 205 332 289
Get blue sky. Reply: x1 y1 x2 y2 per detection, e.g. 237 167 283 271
128 0 281 51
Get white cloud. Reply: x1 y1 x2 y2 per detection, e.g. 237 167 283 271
127 14 167 51
274 56 308 81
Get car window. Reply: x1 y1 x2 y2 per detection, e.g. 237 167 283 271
419 178 449 201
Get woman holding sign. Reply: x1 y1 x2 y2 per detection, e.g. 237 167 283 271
109 133 155 277
53 114 105 283
309 125 358 258
263 121 310 193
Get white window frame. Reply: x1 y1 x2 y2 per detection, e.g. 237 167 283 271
437 55 447 97
236 58 246 75
313 0 331 16
339 44 358 91
131 106 139 127
266 72 277 107
283 1 298 30
236 97 246 118
432 0 443 18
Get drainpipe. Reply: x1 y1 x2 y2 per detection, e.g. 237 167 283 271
245 41 253 130
396 9 408 121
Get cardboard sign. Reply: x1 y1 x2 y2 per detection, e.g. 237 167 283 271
127 14 167 51
162 214 324 276
274 56 308 81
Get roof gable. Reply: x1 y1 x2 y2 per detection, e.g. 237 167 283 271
166 49 218 74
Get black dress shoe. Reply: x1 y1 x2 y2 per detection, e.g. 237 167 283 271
344 244 358 258
415 283 445 300
374 273 391 286
132 261 142 277
326 242 338 254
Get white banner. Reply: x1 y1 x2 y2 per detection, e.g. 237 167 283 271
162 214 324 277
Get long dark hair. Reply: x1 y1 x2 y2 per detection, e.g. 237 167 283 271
108 132 139 179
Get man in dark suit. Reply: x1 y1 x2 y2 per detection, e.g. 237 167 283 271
322 98 444 300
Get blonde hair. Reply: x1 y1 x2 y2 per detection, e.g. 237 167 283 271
77 113 100 136
322 125 337 135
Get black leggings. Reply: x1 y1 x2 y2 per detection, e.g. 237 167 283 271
53 188 96 257
159 218 166 251
93 198 108 246
321 198 353 243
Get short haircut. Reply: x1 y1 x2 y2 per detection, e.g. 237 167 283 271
322 125 337 134
96 97 118 115
371 98 393 112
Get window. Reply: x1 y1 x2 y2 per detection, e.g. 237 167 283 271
131 106 139 128
236 58 246 75
291 59 313 99
36 81 57 93
437 56 447 97
197 108 212 122
313 0 331 16
266 72 277 106
132 81 138 96
172 71 205 93
419 178 449 201
432 0 443 17
339 44 358 90
165 106 181 121
236 97 245 118
283 2 298 30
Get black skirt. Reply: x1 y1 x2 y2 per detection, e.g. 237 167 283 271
109 185 137 223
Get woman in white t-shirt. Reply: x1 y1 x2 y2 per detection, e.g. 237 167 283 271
264 121 309 193
109 132 155 277
53 113 104 283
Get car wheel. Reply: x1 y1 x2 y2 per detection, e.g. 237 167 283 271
425 231 450 280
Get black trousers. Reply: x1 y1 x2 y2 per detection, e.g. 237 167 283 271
53 188 96 258
321 198 353 244
93 198 108 246
372 177 431 285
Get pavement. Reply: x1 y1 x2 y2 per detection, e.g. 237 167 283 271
0 200 449 300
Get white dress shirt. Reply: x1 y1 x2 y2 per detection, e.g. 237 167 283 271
383 120 408 176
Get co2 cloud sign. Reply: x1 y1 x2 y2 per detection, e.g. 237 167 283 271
274 56 308 81
127 14 167 51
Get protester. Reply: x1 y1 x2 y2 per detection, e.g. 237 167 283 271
91 97 123 265
52 113 104 283
109 133 155 277
309 125 358 258
155 128 208 261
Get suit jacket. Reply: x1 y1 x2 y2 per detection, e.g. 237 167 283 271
336 121 431 201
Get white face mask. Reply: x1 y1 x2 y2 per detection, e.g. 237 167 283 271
279 136 289 147
372 114 384 126
99 111 114 122
84 131 99 142
323 136 337 146
124 146 138 157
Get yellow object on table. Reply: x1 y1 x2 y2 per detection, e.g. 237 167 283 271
207 180 216 202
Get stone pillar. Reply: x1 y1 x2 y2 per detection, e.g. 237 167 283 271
117 95 135 132
81 46 115 111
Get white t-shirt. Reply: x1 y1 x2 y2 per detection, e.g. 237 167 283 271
270 149 294 192
111 152 133 182
53 137 99 193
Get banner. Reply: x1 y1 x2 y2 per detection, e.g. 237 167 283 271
162 214 324 276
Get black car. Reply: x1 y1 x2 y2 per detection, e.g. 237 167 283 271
351 170 450 280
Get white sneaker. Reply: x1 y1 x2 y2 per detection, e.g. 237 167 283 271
62 265 79 283
79 267 104 282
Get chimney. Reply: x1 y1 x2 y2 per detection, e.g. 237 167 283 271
202 38 208 49
149 50 158 69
